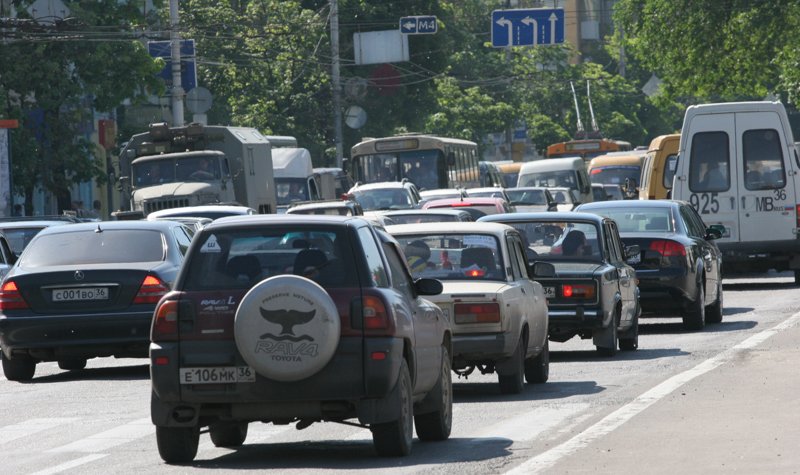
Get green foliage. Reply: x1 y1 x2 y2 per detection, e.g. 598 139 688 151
0 0 163 211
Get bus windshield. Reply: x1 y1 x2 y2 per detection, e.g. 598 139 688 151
354 150 441 190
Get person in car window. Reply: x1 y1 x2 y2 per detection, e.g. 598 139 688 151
405 240 431 274
562 230 590 257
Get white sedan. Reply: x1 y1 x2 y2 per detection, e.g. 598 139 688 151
386 222 550 394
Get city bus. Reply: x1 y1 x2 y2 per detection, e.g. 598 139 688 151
350 134 480 190
546 138 633 162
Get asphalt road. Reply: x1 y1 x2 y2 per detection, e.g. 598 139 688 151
1 272 798 474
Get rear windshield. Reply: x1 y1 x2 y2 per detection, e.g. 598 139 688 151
590 165 641 186
182 226 358 291
507 189 546 205
2 227 47 255
583 207 674 233
387 214 460 224
503 221 603 262
394 233 505 282
21 229 165 267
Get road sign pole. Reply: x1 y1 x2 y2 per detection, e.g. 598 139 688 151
169 0 184 126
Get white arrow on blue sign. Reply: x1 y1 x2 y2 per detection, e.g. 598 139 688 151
400 16 438 35
491 8 564 48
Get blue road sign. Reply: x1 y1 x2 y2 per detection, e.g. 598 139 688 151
491 8 564 48
399 16 438 35
148 39 197 90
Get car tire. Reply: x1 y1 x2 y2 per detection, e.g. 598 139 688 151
209 422 248 448
705 280 723 324
2 354 36 382
524 339 549 384
595 312 618 357
155 425 199 464
58 358 87 371
371 360 413 457
619 314 639 351
683 280 706 331
414 347 452 442
498 335 525 394
234 275 340 382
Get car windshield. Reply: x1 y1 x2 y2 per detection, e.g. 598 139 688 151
275 178 310 205
351 189 414 211
182 226 358 290
393 233 505 282
584 207 674 233
21 229 166 267
502 221 603 262
506 189 546 205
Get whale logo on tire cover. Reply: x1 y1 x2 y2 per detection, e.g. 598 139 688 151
235 276 340 381
259 308 316 342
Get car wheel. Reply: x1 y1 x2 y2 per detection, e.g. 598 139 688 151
524 339 549 384
2 354 36 381
58 358 87 371
414 347 452 441
371 360 413 457
683 280 706 331
209 422 248 447
155 425 199 464
619 314 639 351
705 280 723 324
595 311 618 357
234 275 340 382
498 335 525 394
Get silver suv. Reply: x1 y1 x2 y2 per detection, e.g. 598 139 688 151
149 215 452 463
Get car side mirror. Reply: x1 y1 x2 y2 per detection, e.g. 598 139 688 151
705 225 724 240
624 245 641 263
414 277 443 296
531 261 556 278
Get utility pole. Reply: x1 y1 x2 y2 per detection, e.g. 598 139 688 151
170 0 184 126
331 0 343 167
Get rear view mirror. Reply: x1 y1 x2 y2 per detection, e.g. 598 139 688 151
414 277 443 296
706 224 724 240
532 261 556 278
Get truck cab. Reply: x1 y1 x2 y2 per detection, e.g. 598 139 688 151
272 148 321 212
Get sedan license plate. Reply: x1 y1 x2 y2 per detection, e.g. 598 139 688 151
53 287 108 302
543 286 556 298
180 366 256 385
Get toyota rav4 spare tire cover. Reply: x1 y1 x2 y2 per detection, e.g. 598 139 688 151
234 275 341 382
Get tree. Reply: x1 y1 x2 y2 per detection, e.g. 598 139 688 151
613 0 799 104
0 2 163 213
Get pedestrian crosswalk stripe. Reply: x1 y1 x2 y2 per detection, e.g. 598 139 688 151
0 418 79 445
29 454 107 475
48 417 152 453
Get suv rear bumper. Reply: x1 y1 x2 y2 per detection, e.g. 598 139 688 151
150 336 406 427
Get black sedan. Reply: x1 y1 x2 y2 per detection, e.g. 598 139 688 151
575 199 723 330
479 212 640 356
0 220 195 381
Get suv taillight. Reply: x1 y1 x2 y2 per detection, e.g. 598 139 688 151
363 295 390 330
133 275 170 304
151 299 178 342
454 303 500 324
0 281 29 310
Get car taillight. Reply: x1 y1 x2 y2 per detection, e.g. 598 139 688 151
151 299 178 342
648 240 686 257
562 283 595 299
363 295 390 330
454 303 501 324
0 281 29 310
133 275 170 304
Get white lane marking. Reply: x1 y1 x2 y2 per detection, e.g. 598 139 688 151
48 417 152 453
473 403 590 442
28 454 107 475
506 312 800 474
0 418 80 445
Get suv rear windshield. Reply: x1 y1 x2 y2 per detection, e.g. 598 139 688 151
21 229 166 267
182 226 358 291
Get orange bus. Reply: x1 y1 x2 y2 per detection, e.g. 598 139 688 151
546 139 633 162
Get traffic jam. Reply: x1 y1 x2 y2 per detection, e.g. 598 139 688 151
2 99 797 466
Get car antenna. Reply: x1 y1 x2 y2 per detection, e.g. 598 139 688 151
94 224 103 233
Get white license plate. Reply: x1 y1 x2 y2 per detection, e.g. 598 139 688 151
180 366 256 385
543 286 556 298
53 287 108 302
